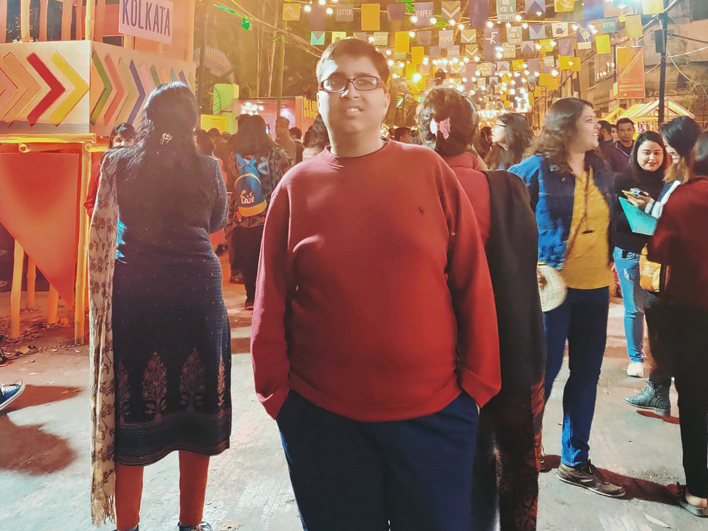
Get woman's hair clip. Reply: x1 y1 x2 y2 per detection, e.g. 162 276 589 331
430 117 451 140
160 133 173 145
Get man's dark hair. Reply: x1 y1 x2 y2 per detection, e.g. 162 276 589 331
195 129 214 157
109 123 136 147
693 131 708 177
316 38 390 83
394 127 411 141
207 128 221 138
598 120 613 135
290 127 303 140
616 117 635 128
276 116 291 129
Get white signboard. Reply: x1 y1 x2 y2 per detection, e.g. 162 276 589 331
119 0 174 45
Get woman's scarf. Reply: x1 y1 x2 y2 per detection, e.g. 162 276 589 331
88 155 119 525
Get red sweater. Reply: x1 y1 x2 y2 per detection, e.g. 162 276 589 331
648 176 708 310
444 152 491 246
251 140 500 421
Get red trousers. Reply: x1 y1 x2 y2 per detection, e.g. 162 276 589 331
115 451 210 530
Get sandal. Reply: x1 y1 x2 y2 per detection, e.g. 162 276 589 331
677 485 708 518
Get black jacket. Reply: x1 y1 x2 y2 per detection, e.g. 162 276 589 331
484 170 547 400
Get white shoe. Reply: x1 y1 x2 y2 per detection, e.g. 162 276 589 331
627 361 645 378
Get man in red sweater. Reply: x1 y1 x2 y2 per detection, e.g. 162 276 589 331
251 38 500 531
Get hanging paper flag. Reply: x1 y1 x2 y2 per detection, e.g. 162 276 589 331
469 0 490 28
548 78 559 91
497 0 517 22
497 61 511 73
538 73 549 86
539 39 555 53
625 15 643 38
543 55 556 69
442 1 462 21
569 57 581 72
529 24 546 40
395 32 410 53
595 34 611 54
508 26 523 45
447 45 460 59
526 0 545 16
559 56 572 70
387 3 406 21
576 21 593 49
461 29 477 44
466 63 478 76
421 64 432 75
412 46 425 65
521 41 535 55
554 0 574 13
512 59 525 71
642 0 664 15
479 62 493 76
451 63 464 74
617 47 646 98
414 2 434 26
527 58 541 74
558 38 573 56
503 43 517 58
417 31 432 45
583 0 604 20
465 44 480 58
552 22 569 38
599 19 617 34
309 6 327 31
282 4 301 21
484 27 500 49
335 5 354 22
439 30 455 48
332 31 347 43
311 32 325 45
405 63 417 79
429 45 441 58
361 4 380 31
534 85 542 96
354 32 368 40
374 32 388 46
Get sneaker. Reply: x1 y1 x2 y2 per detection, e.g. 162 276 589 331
0 380 25 412
556 460 626 498
623 380 671 416
178 523 212 531
677 484 708 518
244 299 254 311
626 361 645 378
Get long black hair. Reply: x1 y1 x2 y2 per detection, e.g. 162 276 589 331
628 130 668 177
486 112 533 170
306 114 330 150
114 82 200 181
661 116 702 183
419 87 478 158
231 114 277 158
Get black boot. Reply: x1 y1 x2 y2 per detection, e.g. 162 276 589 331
623 380 671 416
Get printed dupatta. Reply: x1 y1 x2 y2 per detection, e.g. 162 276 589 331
88 156 119 525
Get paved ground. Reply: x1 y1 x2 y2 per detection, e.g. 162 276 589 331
0 258 706 531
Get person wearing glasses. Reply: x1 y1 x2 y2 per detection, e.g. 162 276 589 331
251 38 500 530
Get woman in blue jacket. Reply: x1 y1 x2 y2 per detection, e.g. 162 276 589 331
510 98 625 498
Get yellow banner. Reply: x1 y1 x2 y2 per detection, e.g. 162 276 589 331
642 0 664 15
625 15 643 38
361 4 381 31
548 78 559 90
395 31 410 53
554 0 575 13
412 46 425 65
282 4 301 21
595 34 611 55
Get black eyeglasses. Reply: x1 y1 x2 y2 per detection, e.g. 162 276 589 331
319 76 385 94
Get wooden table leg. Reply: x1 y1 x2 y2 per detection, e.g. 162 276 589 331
11 241 24 338
47 285 59 324
26 258 36 309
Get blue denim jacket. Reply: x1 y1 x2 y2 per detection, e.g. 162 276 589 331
509 152 614 269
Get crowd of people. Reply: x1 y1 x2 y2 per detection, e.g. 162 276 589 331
21 36 698 531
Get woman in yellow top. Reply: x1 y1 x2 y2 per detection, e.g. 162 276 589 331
510 98 625 498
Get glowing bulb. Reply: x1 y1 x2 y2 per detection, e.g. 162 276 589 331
552 69 559 77
258 105 264 111
524 70 530 75
423 57 429 64
522 22 528 29
487 21 494 28
452 58 459 64
413 73 422 82
506 22 511 28
458 24 465 30
442 59 449 65
368 36 375 43
430 17 437 24
449 20 456 26
386 49 392 55
318 0 325 5
551 40 557 46
388 59 394 66
474 56 480 62
464 57 470 63
392 73 399 79
496 53 503 59
463 77 468 82
326 7 333 15
399 61 405 67
409 31 416 38
572 24 579 30
535 44 541 50
537 11 543 16
591 27 598 34
304 5 311 12
411 15 418 23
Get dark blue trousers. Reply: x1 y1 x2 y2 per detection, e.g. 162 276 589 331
276 391 479 531
543 287 609 467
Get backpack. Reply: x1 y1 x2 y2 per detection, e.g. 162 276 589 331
234 154 267 217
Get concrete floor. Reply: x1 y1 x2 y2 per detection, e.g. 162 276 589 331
0 259 706 531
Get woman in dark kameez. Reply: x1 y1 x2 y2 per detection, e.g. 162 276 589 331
89 82 231 531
